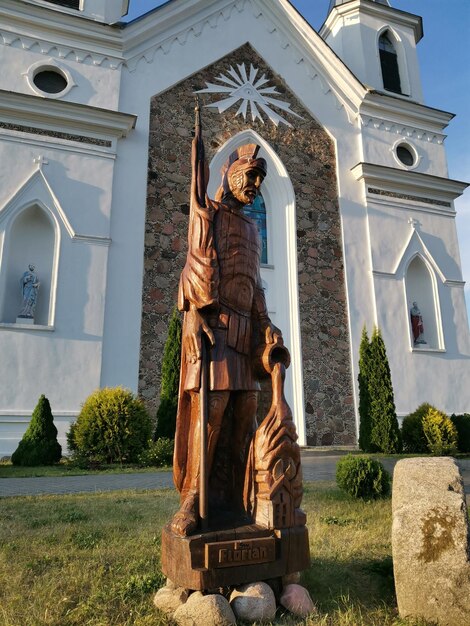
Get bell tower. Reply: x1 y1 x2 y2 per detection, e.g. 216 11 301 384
29 0 129 24
320 0 424 102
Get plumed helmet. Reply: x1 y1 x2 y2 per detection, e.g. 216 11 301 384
216 143 267 200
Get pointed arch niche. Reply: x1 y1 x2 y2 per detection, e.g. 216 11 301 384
404 254 443 350
0 201 59 327
208 129 306 445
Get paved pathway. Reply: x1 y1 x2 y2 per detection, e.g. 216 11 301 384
1 453 469 497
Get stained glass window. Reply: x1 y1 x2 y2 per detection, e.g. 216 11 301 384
244 194 268 264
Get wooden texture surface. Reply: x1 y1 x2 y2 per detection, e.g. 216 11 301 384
161 522 310 591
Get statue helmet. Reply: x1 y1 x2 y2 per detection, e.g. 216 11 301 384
216 143 267 201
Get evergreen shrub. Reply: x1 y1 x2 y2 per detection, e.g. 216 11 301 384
422 408 458 456
68 387 151 464
11 395 62 466
154 307 182 441
401 403 435 453
336 454 390 500
368 328 402 453
358 326 372 452
138 437 174 467
450 413 470 453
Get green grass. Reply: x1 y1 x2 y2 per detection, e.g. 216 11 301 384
0 483 440 626
0 461 170 478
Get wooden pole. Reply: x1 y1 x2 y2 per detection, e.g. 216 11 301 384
199 336 209 531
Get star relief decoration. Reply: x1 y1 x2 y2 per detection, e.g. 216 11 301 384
195 63 303 127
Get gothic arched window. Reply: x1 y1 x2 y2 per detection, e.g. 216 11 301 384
244 193 268 264
379 31 402 94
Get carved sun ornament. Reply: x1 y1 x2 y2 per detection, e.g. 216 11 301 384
195 63 302 127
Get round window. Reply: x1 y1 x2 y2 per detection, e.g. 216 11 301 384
33 69 68 94
396 144 415 167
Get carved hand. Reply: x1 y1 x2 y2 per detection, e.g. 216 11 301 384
261 319 283 346
183 305 215 364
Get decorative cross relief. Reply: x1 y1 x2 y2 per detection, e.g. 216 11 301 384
34 155 49 170
195 63 302 127
408 217 421 230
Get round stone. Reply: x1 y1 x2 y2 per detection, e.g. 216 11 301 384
230 581 276 621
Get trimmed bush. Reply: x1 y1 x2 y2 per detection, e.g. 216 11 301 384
336 454 390 500
422 408 458 456
11 395 62 466
154 307 182 441
68 387 151 464
358 326 372 452
450 413 470 453
368 328 402 453
401 403 435 453
138 437 174 467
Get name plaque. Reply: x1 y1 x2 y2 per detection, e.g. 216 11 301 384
205 537 276 569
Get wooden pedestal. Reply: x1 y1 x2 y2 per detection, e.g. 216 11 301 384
161 523 310 591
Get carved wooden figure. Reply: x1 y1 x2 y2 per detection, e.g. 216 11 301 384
161 102 309 590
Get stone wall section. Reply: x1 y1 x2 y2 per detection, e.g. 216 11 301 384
140 44 356 445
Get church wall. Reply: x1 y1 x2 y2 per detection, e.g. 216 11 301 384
137 44 356 446
0 0 125 110
361 124 449 177
0 130 115 455
365 194 470 415
373 274 470 416
0 44 122 110
109 0 374 446
0 0 466 455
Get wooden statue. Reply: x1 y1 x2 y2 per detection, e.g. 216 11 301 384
161 102 309 590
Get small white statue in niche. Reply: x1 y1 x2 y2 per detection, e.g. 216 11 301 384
18 264 40 320
410 301 426 346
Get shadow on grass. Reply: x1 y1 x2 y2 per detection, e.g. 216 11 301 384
304 554 396 613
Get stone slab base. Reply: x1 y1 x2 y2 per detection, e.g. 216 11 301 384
16 317 34 324
161 523 310 591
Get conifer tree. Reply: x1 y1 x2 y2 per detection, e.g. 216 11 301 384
11 395 62 466
154 307 182 440
368 327 402 453
358 326 372 451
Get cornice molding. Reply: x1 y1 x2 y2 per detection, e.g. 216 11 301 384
122 0 242 68
320 0 423 43
360 115 445 145
0 90 136 145
0 0 124 69
361 92 454 135
351 162 468 204
365 193 456 218
122 0 367 124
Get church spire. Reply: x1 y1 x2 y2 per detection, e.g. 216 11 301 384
28 0 129 24
328 0 390 13
321 0 423 102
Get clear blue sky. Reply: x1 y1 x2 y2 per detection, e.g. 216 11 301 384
124 0 470 318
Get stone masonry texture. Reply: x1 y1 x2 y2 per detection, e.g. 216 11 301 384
140 44 356 446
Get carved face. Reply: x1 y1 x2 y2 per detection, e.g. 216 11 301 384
229 166 265 205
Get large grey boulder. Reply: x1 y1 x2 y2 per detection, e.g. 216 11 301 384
392 457 470 626
173 591 236 626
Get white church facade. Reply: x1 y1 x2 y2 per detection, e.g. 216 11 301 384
0 0 468 455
